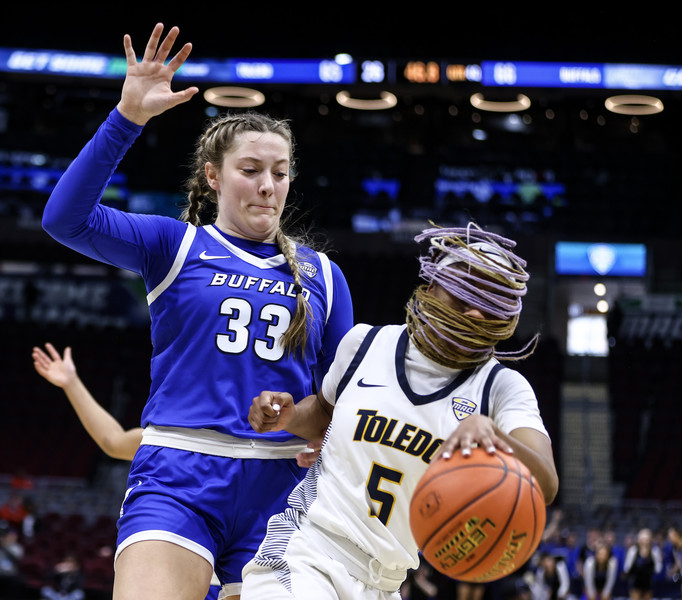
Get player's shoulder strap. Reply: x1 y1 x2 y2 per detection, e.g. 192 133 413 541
480 362 507 417
335 325 383 399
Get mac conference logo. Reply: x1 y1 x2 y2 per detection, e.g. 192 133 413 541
587 244 617 275
451 397 477 421
298 262 318 278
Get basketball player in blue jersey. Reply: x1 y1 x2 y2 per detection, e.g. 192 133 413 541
243 223 559 600
41 24 353 600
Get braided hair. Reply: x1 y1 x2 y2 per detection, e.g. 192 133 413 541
182 111 311 356
406 222 539 369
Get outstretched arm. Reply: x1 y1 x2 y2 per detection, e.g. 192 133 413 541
32 343 142 461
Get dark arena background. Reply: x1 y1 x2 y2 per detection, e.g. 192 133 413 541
1 6 681 599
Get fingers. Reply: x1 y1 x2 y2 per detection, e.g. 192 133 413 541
296 447 320 468
172 86 200 106
154 25 181 64
248 391 293 432
32 345 55 367
166 42 194 72
142 23 166 63
45 342 61 361
129 23 190 70
261 391 288 417
439 417 514 461
31 347 48 373
122 34 136 66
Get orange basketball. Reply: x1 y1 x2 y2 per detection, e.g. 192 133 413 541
409 447 546 583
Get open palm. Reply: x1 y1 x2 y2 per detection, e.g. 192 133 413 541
32 343 77 389
117 23 199 125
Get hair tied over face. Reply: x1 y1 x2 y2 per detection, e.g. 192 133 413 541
406 222 540 369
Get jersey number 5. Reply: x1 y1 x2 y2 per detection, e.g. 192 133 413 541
367 462 404 526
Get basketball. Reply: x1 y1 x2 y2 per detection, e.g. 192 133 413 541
409 447 546 583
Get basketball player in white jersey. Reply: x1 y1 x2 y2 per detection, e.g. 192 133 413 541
241 223 559 600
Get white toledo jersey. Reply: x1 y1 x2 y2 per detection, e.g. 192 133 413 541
288 323 548 573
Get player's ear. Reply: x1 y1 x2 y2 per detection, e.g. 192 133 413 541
205 162 220 191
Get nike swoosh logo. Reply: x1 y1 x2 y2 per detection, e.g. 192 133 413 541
200 251 231 260
357 378 387 388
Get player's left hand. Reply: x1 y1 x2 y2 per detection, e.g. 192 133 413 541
436 414 513 460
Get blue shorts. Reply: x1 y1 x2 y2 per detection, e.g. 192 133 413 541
116 444 305 587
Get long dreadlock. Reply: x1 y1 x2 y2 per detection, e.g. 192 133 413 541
406 223 539 369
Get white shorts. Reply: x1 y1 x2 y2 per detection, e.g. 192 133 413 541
236 511 403 600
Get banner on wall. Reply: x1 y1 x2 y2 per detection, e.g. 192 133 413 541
0 264 149 329
611 295 682 346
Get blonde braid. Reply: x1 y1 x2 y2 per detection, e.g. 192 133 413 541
276 229 313 356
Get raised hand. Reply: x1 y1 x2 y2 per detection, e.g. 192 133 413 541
117 23 199 125
32 343 77 389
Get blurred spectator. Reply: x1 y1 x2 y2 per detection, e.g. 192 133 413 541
40 553 85 600
9 468 34 491
623 528 663 600
20 496 41 540
0 492 28 529
582 541 618 600
664 526 682 597
530 552 571 600
539 510 564 554
458 582 487 600
400 556 439 599
601 529 626 575
0 519 24 597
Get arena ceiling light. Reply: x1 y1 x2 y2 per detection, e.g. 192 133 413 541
470 93 531 112
203 86 265 108
604 94 664 115
335 90 398 110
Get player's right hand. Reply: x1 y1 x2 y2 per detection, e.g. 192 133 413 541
249 391 295 433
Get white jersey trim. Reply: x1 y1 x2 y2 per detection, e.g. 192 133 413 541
317 251 333 324
146 223 197 306
114 529 214 567
141 425 311 459
204 224 288 269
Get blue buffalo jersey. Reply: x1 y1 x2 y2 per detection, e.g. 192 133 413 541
43 107 354 441
143 222 341 438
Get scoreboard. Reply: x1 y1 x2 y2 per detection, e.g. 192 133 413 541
2 46 682 91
